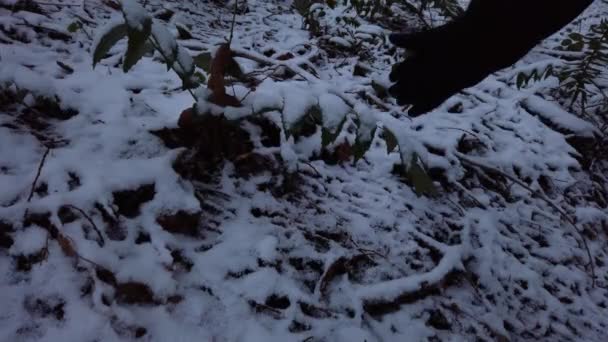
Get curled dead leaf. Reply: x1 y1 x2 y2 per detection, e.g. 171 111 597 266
57 234 77 258
319 257 348 298
207 44 241 107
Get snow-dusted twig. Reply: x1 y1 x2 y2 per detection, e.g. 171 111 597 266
453 181 487 209
358 242 464 311
228 0 239 45
232 47 317 82
65 205 105 247
27 146 51 203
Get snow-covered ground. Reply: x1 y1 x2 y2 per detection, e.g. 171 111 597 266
0 0 607 341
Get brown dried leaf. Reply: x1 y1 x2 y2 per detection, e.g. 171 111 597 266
319 257 348 298
103 0 121 10
207 44 241 107
335 142 352 163
57 234 77 258
177 107 194 128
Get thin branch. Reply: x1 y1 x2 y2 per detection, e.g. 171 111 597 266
232 48 317 82
27 147 51 202
65 205 105 247
228 0 239 45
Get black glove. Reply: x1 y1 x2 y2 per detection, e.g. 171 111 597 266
389 0 594 116
388 18 485 116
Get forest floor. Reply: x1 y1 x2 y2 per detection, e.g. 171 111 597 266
0 0 607 341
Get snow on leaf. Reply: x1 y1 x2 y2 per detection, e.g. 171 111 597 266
406 154 438 197
280 83 318 135
150 20 178 71
92 20 127 68
319 93 350 133
174 45 196 89
120 0 151 32
123 27 151 72
382 127 398 154
321 115 347 147
353 126 377 162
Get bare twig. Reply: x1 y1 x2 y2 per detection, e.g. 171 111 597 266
349 236 388 260
228 0 239 45
27 147 51 202
364 91 391 111
232 48 317 82
65 205 105 247
300 161 322 178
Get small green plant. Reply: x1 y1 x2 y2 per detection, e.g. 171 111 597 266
516 18 608 129
92 0 197 90
92 0 437 197
556 19 608 120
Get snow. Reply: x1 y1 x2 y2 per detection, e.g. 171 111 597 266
151 20 177 67
280 81 317 128
9 226 47 255
0 0 607 341
173 44 194 78
329 36 352 48
91 16 127 64
523 95 600 137
256 235 278 261
318 93 350 131
120 0 150 32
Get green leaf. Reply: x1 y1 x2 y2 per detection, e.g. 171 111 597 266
123 18 152 72
193 52 212 72
176 24 193 40
67 21 81 33
143 41 156 57
352 126 376 162
406 155 438 197
321 115 348 147
289 105 322 139
150 21 178 71
568 41 585 52
543 65 554 78
92 23 128 68
382 128 398 153
516 72 527 89
568 32 583 41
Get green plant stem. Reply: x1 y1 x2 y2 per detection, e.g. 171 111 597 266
148 36 196 100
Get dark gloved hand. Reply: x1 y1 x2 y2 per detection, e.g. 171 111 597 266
388 18 487 116
389 0 594 116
